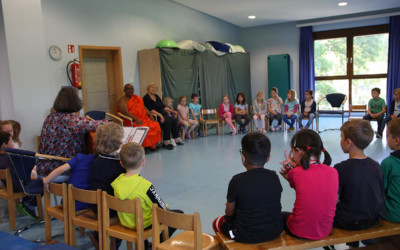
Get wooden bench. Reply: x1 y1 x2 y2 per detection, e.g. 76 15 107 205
216 220 400 250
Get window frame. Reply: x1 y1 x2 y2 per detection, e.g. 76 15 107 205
313 24 389 105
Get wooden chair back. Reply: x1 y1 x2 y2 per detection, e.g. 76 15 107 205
118 112 133 126
348 104 367 120
68 184 102 248
201 109 220 136
44 182 69 244
102 191 151 250
0 168 27 230
152 204 219 250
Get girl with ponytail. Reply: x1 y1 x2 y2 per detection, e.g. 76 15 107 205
279 129 338 241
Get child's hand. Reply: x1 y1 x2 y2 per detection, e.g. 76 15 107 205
279 165 292 180
272 111 277 116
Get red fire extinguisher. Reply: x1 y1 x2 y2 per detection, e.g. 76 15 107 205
67 59 81 89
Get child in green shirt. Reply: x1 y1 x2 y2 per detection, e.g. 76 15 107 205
381 119 400 222
363 87 386 138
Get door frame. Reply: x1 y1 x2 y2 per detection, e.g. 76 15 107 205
79 45 124 114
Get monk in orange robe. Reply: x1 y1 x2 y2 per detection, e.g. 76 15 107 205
117 84 161 150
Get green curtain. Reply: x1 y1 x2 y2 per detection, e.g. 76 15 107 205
159 48 251 110
159 48 198 107
226 53 252 106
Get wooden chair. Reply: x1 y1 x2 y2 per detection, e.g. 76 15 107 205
117 112 133 126
44 182 69 244
348 104 367 120
102 192 154 250
201 109 220 137
0 169 43 230
180 124 195 140
86 111 123 125
152 204 219 250
68 185 102 248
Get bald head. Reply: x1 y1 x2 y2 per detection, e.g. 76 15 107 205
124 84 134 98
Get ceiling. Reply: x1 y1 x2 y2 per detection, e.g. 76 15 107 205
171 0 400 28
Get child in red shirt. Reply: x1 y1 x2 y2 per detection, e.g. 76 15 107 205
280 129 338 240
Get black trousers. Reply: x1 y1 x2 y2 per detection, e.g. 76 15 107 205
235 114 250 129
159 116 179 141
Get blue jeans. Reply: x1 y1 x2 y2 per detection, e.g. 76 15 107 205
283 114 297 128
298 113 315 128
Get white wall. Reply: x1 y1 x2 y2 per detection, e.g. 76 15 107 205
1 0 52 150
1 0 239 150
239 22 300 100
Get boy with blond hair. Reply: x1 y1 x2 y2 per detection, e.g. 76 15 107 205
381 119 400 222
112 142 182 247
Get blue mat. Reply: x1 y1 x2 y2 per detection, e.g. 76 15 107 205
0 231 77 250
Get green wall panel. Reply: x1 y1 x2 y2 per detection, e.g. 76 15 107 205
267 54 290 98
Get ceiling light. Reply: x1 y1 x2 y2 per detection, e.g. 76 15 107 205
338 2 348 7
248 15 256 19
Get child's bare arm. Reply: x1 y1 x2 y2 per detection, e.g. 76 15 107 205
225 201 235 217
42 163 71 192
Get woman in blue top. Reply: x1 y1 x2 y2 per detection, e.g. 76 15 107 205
234 93 251 133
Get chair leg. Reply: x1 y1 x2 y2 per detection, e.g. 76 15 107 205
45 212 52 243
36 194 43 221
103 234 110 250
69 224 76 246
127 242 133 250
8 197 16 231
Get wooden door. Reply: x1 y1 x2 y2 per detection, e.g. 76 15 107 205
79 46 123 115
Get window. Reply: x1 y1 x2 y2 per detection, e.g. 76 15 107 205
314 25 389 109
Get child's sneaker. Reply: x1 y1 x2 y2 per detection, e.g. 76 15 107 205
22 204 38 220
276 125 281 131
289 127 295 132
270 126 275 132
230 128 237 136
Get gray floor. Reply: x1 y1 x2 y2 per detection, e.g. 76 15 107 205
0 117 390 249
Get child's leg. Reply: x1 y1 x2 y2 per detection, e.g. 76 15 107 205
379 115 392 135
188 120 198 132
290 115 297 127
277 113 282 125
260 114 266 129
283 115 290 126
298 113 304 128
213 215 235 239
234 115 243 129
363 114 372 120
242 114 250 129
269 114 274 126
180 120 189 134
376 113 385 135
253 114 258 128
306 113 315 128
224 112 235 131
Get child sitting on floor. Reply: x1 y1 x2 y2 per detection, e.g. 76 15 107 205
279 129 338 242
177 96 198 139
213 132 283 243
334 120 384 247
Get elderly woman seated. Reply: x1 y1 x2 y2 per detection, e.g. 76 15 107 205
143 83 183 150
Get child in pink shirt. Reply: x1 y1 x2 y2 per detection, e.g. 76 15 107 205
280 129 338 241
219 95 236 135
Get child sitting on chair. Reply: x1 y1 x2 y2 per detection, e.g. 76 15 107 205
219 95 237 135
363 87 386 138
163 97 179 146
112 142 183 247
189 93 204 137
253 91 268 133
283 89 299 132
298 89 316 130
267 88 283 132
0 131 38 219
177 96 198 139
379 88 400 136
213 132 283 243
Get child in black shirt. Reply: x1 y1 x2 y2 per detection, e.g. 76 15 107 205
212 132 283 243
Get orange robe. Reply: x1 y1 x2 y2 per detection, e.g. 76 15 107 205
119 95 161 148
